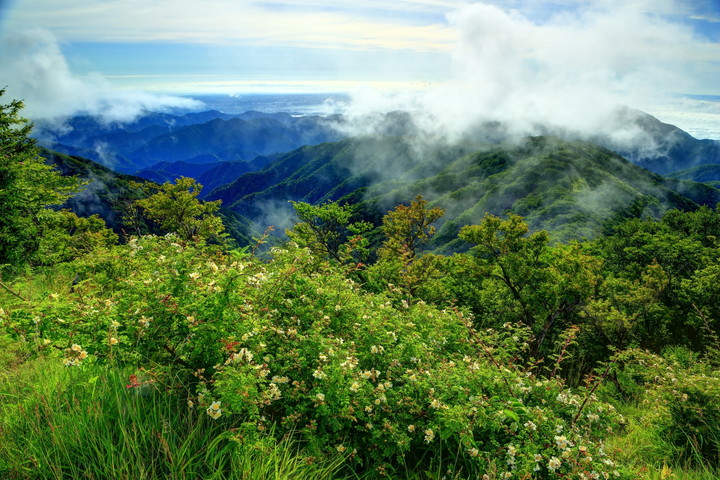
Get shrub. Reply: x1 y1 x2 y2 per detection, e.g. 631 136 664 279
3 236 633 478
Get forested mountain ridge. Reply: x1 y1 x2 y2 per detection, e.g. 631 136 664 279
33 106 720 193
599 107 720 174
41 148 253 243
205 135 720 247
41 148 147 233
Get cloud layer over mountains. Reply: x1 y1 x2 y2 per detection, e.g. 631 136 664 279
0 29 201 123
342 1 718 145
1 0 717 147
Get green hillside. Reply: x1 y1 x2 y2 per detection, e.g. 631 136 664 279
4 91 720 480
668 163 720 186
43 149 254 244
207 136 720 248
42 148 148 233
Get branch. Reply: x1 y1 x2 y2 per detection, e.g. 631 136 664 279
572 361 612 426
0 281 26 301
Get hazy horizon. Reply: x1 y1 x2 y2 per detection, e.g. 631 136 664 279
1 1 719 139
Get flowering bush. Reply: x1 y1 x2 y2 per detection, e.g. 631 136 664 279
2 235 634 478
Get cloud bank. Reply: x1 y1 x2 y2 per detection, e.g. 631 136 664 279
342 1 718 145
0 29 202 123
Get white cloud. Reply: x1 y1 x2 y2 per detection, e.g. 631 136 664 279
343 0 720 141
0 29 202 122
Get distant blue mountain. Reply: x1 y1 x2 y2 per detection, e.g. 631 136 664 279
34 110 345 174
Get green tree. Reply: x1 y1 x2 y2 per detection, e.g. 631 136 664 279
378 195 445 261
459 214 603 359
0 89 81 268
287 200 371 265
588 210 720 351
134 177 225 242
35 210 119 265
370 195 446 296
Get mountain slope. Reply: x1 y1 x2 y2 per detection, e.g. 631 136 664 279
43 149 253 244
592 108 720 174
667 163 720 186
36 111 345 174
207 136 720 248
42 149 147 233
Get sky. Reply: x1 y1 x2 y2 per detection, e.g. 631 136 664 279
1 0 719 137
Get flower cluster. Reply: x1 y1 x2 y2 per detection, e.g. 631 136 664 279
63 344 88 366
206 400 222 420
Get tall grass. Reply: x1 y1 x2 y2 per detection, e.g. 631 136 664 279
606 401 720 480
0 348 344 480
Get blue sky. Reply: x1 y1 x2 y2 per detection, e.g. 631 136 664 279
1 0 719 137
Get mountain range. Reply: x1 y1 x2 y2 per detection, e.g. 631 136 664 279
35 110 344 174
204 135 720 247
39 105 720 249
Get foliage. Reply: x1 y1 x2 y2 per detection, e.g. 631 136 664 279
597 348 720 469
368 195 447 296
0 353 345 480
457 214 603 362
0 90 81 269
34 210 119 266
135 177 225 242
1 234 635 478
2 92 720 478
288 200 372 266
588 209 720 352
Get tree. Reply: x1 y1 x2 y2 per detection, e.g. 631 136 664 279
459 214 603 359
0 89 81 268
378 195 445 261
134 177 225 242
35 210 119 265
370 195 446 296
287 200 371 265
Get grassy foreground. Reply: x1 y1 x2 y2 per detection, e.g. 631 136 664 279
0 339 344 480
1 337 717 480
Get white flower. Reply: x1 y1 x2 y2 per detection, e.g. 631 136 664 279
524 421 537 431
548 456 561 472
555 435 570 449
316 393 325 402
407 424 416 433
424 429 435 443
206 401 222 419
